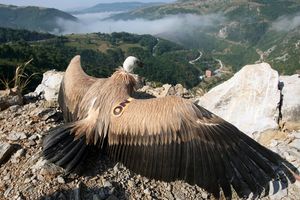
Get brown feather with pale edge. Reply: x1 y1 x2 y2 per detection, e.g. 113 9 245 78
58 55 104 122
44 56 298 200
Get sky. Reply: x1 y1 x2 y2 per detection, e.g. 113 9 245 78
0 0 176 10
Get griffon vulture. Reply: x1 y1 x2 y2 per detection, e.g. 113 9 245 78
43 55 299 199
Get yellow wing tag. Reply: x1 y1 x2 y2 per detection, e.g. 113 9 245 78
112 98 133 117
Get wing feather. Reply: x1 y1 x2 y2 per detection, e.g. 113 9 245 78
58 55 101 122
107 96 297 199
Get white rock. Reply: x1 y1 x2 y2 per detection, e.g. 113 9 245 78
57 176 65 184
4 187 12 198
289 139 300 150
144 188 151 195
269 187 288 200
292 131 300 139
31 157 47 172
270 140 278 147
6 132 27 141
9 105 21 112
103 180 112 187
29 135 38 141
127 180 135 188
175 84 187 94
24 178 31 184
279 75 300 122
198 63 279 136
3 173 10 180
159 84 172 97
34 70 64 102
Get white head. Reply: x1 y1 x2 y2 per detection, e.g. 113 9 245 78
123 56 143 73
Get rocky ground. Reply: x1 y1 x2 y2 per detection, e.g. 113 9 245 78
0 91 300 200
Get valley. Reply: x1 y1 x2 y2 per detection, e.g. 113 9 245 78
0 0 299 93
0 28 219 93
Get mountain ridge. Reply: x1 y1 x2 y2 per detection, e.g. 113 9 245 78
71 1 165 14
0 4 77 33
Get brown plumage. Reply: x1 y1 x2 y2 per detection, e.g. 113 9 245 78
43 55 299 199
58 55 103 122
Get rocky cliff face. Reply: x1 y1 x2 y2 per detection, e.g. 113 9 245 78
198 62 300 136
34 70 64 102
279 74 300 122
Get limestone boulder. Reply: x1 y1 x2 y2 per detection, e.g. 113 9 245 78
197 63 280 136
35 70 64 102
279 74 300 122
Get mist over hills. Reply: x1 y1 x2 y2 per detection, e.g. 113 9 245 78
109 0 300 74
0 27 213 92
0 1 299 76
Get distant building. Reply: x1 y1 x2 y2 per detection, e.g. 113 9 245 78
199 75 205 80
205 70 212 78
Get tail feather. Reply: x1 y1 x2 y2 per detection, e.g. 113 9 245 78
43 123 89 173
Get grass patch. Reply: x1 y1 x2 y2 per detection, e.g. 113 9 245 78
0 59 37 93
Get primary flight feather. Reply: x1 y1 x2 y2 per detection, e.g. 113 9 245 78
43 55 299 199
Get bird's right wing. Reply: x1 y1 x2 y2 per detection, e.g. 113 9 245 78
58 55 104 122
107 96 297 199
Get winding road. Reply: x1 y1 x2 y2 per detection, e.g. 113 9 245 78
189 50 203 65
188 50 225 73
214 58 224 71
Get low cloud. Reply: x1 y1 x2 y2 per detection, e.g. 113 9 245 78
55 12 225 35
271 13 300 31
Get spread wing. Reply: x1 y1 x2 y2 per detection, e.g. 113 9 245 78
107 96 296 199
58 55 104 122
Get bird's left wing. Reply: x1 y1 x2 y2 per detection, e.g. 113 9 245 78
58 55 103 122
108 96 296 199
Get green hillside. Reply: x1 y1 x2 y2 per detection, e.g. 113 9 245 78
0 28 218 92
0 4 77 33
110 0 300 74
71 2 164 14
0 27 55 43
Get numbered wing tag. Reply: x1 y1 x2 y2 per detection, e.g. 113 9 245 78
112 98 133 117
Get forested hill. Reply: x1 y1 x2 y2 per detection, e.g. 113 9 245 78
71 2 164 14
0 28 217 92
0 4 77 33
110 0 300 74
0 27 55 43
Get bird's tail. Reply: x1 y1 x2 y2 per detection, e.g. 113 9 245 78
42 123 90 173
